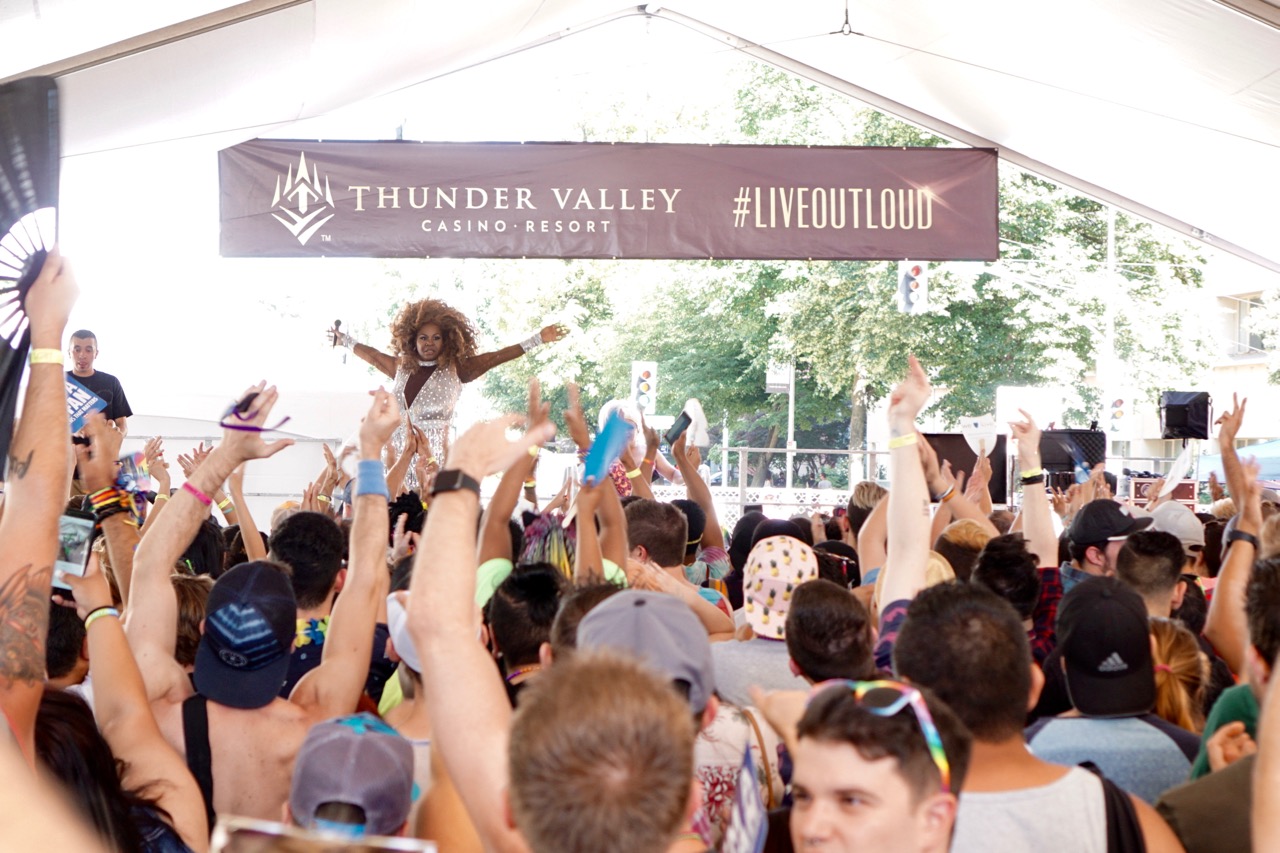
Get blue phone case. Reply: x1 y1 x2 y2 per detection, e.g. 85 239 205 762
583 410 636 486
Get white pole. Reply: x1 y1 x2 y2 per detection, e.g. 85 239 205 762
786 362 796 489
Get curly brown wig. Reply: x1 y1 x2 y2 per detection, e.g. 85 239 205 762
390 298 478 370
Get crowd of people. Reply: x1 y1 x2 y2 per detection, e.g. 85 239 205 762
6 252 1280 852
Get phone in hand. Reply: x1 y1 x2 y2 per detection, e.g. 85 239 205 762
583 410 635 486
664 411 692 446
53 509 96 590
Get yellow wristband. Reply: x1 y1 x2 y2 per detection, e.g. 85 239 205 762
1020 468 1044 479
626 468 642 479
528 445 540 458
154 493 169 502
524 479 537 489
218 498 233 511
317 494 331 504
888 433 918 449
29 348 63 365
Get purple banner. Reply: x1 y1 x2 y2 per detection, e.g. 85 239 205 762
219 140 998 261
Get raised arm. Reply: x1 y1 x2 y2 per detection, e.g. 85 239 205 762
879 356 933 608
919 438 998 538
1009 410 1058 568
455 323 567 384
291 389 396 718
140 436 172 534
478 379 545 565
0 250 76 759
58 557 209 851
857 493 890 578
573 480 607 584
227 463 265 561
75 414 140 604
673 432 725 551
330 325 397 379
126 384 294 701
410 416 554 853
1205 395 1258 675
1255 654 1280 848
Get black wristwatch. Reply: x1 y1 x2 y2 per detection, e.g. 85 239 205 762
1226 529 1260 550
429 469 481 498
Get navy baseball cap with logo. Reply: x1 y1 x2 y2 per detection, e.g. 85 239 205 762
194 561 297 709
1056 575 1155 718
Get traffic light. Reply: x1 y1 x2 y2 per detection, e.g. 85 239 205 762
631 361 657 415
1109 397 1125 433
897 261 928 314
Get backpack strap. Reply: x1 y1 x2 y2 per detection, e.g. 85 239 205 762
182 694 217 834
1079 762 1146 853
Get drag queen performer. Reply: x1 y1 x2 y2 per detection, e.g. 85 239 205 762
329 299 566 485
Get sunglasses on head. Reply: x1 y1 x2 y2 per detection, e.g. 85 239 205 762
807 678 952 794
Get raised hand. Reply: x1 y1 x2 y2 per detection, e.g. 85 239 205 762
328 325 355 348
527 377 550 432
1007 409 1043 466
1216 392 1247 446
564 382 591 450
360 388 401 455
25 248 79 342
887 355 931 427
1208 471 1226 502
446 415 556 483
539 323 570 345
219 383 296 464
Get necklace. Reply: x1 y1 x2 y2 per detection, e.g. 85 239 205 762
417 359 438 367
504 663 542 683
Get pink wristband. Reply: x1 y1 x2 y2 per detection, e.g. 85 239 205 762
182 481 213 507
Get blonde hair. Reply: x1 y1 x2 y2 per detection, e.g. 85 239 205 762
1208 498 1236 520
850 481 888 510
874 550 956 612
1149 617 1208 733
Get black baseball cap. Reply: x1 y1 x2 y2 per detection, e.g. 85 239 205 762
1068 499 1152 546
1056 576 1154 718
194 561 297 709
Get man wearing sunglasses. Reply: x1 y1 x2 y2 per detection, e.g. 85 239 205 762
790 679 971 852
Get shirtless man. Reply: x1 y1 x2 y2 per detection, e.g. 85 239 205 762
127 383 394 821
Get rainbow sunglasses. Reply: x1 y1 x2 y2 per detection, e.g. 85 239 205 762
807 678 952 794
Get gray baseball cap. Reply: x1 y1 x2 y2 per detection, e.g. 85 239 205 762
577 590 716 712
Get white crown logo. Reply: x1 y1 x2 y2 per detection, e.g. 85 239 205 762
271 152 335 246
1097 652 1129 673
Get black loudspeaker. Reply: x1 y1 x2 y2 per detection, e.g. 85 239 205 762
1039 429 1106 472
922 433 1008 504
1161 391 1211 440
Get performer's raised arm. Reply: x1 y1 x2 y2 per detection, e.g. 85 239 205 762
329 324 396 379
457 322 567 384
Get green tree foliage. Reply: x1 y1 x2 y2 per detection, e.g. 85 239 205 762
425 59 1212 458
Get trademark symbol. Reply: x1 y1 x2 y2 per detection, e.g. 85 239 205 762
320 234 332 242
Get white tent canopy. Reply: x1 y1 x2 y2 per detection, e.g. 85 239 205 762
4 0 1279 272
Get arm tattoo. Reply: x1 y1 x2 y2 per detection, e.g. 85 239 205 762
6 449 33 481
0 565 52 686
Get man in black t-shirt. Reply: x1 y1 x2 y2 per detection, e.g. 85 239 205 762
67 329 132 434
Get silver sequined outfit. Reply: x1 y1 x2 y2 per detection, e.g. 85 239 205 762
392 362 460 490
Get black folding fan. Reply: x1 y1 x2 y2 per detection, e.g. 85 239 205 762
0 76 59 469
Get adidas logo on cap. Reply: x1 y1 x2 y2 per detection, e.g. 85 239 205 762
1097 652 1128 673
